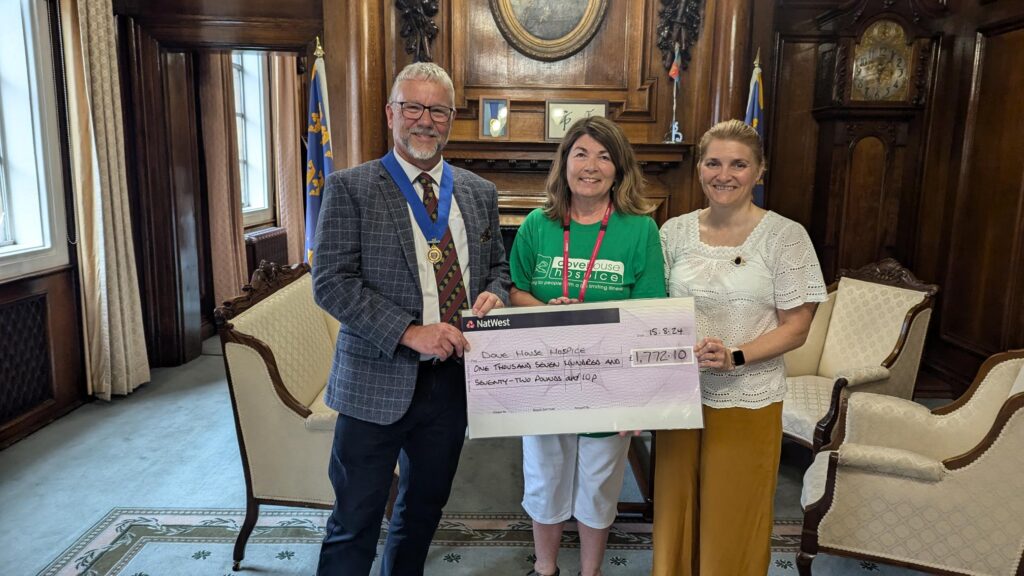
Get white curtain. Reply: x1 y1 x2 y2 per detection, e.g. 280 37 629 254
61 0 150 399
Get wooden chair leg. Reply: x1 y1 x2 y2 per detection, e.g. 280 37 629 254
796 551 814 576
233 498 259 571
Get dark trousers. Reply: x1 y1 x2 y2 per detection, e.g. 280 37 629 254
316 359 468 576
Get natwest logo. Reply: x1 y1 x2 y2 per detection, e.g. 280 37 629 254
466 317 511 330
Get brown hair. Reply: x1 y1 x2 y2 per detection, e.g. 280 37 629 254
697 119 765 168
543 116 651 221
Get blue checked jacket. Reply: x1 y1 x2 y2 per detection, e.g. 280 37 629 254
312 158 511 425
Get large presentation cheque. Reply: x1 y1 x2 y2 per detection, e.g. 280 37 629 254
460 298 702 438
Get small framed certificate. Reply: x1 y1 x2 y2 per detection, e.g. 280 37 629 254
545 100 608 141
480 97 510 140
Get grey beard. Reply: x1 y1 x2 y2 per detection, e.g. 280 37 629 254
401 131 446 160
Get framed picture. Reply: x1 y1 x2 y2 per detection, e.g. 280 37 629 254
479 97 510 140
489 0 609 62
545 100 608 141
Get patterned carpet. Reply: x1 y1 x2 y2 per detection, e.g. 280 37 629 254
37 508 925 575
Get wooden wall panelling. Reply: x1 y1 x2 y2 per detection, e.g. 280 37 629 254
766 38 820 230
766 0 1024 396
325 0 387 167
0 269 85 448
113 0 321 50
940 22 1024 358
164 51 204 358
120 19 201 366
443 0 652 141
706 0 756 123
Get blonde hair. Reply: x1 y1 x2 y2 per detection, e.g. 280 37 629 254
389 62 455 104
697 119 765 167
543 116 651 221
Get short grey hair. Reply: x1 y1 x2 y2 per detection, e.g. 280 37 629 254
389 62 455 105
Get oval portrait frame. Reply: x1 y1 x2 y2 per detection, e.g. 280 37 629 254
489 0 609 62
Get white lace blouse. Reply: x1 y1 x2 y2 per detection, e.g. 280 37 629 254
660 210 827 409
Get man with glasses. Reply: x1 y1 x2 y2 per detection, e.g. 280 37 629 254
313 62 510 575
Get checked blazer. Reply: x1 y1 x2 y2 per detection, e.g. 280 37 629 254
312 158 511 425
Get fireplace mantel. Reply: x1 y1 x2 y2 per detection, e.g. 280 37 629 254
444 140 693 226
444 140 692 173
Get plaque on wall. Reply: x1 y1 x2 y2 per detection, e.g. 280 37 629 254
851 19 912 102
489 0 608 62
545 100 608 141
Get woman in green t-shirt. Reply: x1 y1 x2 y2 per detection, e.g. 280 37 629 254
510 116 666 576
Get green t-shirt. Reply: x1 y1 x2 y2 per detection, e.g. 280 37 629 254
510 208 666 303
509 208 667 437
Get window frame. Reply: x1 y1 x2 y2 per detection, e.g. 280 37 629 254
0 0 70 282
232 50 276 229
0 132 12 247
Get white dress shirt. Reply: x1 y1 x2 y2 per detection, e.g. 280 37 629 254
392 152 472 336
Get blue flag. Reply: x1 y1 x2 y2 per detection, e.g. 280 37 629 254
744 54 765 207
305 56 333 264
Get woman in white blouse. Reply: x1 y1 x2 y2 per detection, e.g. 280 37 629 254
653 120 827 575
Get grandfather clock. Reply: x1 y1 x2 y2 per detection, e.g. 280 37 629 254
808 3 943 280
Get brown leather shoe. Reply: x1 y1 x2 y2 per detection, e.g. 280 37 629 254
526 568 560 576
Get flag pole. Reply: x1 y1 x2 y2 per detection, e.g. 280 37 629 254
305 35 333 263
665 41 683 143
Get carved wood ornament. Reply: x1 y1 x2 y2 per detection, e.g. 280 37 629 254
396 0 440 62
838 257 939 296
214 261 310 327
656 0 704 74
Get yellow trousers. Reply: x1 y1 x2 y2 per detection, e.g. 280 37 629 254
651 402 783 576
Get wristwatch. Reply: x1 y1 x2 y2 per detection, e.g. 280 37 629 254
730 348 746 368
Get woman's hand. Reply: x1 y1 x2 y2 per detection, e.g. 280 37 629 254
695 337 733 370
618 430 644 437
547 297 580 305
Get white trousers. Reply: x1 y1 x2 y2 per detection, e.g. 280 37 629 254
521 433 631 529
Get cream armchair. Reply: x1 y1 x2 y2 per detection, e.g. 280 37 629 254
215 262 397 571
783 258 939 452
797 350 1024 576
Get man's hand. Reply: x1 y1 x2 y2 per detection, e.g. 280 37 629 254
472 291 505 317
400 323 470 360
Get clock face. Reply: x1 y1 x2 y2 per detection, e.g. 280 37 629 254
852 45 909 101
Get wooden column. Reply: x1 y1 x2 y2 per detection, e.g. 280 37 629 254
707 0 755 123
324 0 388 168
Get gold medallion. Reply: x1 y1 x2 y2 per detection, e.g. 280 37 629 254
427 244 443 264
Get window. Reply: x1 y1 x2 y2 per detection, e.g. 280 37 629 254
231 51 275 228
0 0 69 281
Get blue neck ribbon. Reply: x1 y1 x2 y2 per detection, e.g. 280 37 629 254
381 150 454 244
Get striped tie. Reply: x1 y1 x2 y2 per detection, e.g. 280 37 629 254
418 173 468 325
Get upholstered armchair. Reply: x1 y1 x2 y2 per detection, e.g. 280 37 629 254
215 262 397 571
797 350 1024 575
783 258 939 452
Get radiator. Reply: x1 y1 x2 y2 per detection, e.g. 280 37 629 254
244 226 289 278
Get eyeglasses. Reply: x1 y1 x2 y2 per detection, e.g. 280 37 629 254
392 101 455 123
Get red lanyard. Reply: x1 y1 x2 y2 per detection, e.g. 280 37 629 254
562 201 613 303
